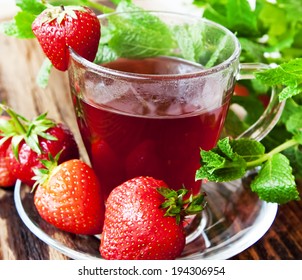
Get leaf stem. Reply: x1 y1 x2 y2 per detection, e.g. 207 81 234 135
246 138 299 168
0 104 27 134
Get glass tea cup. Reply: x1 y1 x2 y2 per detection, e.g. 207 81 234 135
68 11 284 200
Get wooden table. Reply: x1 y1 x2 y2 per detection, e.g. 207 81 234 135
0 11 302 261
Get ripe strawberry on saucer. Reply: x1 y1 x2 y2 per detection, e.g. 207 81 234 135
100 176 206 260
32 5 101 71
33 156 105 235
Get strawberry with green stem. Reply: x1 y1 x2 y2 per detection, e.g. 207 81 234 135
0 104 79 187
32 4 101 71
33 155 105 235
0 116 17 187
100 176 206 260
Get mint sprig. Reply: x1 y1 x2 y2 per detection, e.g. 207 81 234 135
196 137 300 204
256 59 302 101
100 1 175 59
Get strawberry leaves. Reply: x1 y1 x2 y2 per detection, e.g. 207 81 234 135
157 187 206 224
32 151 61 191
0 105 56 158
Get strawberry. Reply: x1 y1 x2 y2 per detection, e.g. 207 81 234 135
33 157 105 235
32 5 101 71
0 116 17 187
0 104 79 187
100 176 206 260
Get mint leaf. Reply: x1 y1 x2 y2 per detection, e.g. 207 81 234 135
0 11 36 38
230 138 266 162
0 21 19 37
0 0 46 38
16 0 46 14
15 11 36 38
94 44 118 64
105 2 175 59
256 58 302 101
200 0 258 37
36 58 53 89
277 0 302 23
201 2 229 28
279 98 301 124
226 0 258 36
251 153 300 204
285 110 302 135
283 146 302 179
238 37 265 63
196 138 247 182
171 23 204 63
258 1 288 46
224 109 249 138
279 84 302 101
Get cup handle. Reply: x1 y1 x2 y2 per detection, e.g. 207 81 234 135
234 63 285 141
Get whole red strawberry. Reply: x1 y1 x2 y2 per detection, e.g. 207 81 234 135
33 157 105 235
100 176 206 260
32 5 101 71
0 116 17 187
1 104 79 187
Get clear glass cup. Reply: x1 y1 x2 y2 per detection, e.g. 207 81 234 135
68 11 284 200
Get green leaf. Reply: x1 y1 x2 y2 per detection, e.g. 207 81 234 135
277 0 302 23
230 138 266 162
251 153 300 204
258 1 287 43
0 0 46 38
223 109 247 138
15 0 46 14
280 98 301 124
196 137 247 182
202 2 229 28
105 2 175 59
258 58 302 86
256 58 302 100
171 23 204 63
204 34 229 68
226 0 258 36
94 44 118 64
238 37 265 63
0 21 20 37
11 135 24 160
283 146 302 179
279 84 302 101
9 11 36 38
285 110 302 135
36 58 53 89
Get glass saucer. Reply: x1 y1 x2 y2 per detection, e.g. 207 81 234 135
14 172 277 260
